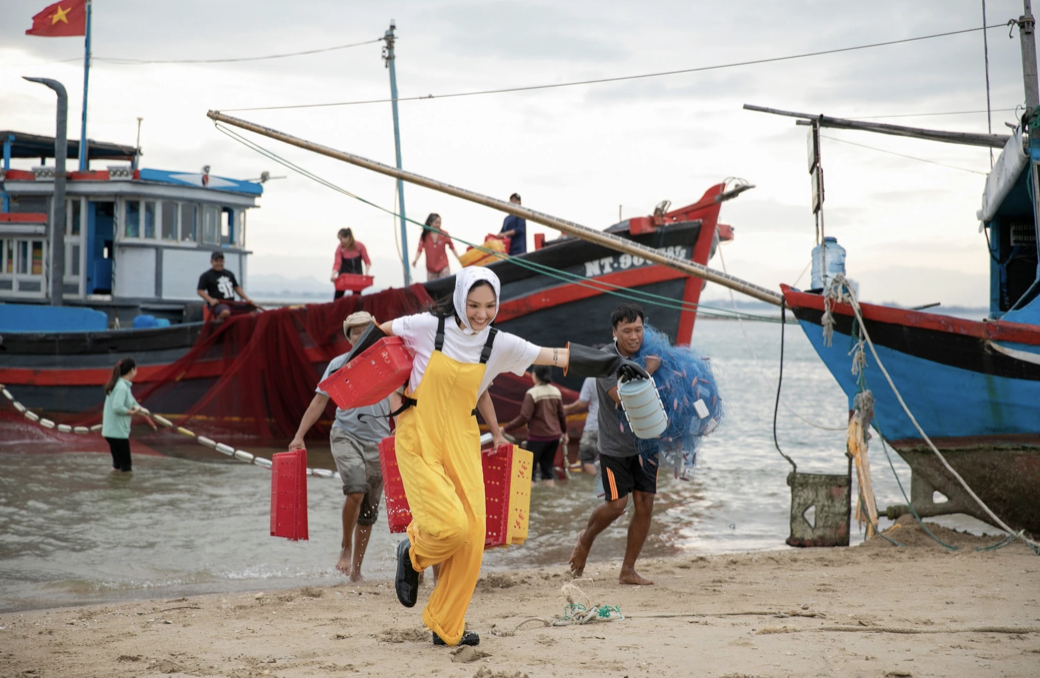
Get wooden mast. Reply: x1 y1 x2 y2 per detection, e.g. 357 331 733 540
206 110 783 306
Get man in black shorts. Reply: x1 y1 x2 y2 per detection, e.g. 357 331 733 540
569 303 661 585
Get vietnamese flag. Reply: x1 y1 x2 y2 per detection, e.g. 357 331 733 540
26 0 86 37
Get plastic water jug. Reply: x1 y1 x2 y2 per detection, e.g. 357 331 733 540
810 236 846 291
617 376 668 439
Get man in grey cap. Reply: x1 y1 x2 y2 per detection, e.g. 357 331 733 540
289 311 401 580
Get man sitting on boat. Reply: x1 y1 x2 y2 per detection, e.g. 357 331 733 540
196 252 255 321
499 193 527 255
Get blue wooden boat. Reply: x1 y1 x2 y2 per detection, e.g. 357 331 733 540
780 120 1040 535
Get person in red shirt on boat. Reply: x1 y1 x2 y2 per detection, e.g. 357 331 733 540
331 228 372 299
412 213 460 281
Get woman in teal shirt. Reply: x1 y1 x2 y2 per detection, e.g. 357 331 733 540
102 359 155 472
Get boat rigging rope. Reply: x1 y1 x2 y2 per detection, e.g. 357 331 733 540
0 384 339 481
214 122 778 324
821 274 1040 554
716 247 846 433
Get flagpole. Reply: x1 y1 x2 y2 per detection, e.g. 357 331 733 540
78 0 92 172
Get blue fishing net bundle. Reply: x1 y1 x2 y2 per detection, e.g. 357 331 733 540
618 325 723 480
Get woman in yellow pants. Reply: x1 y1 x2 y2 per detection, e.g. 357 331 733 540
379 267 647 647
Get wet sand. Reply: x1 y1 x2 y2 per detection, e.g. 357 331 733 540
2 518 1038 678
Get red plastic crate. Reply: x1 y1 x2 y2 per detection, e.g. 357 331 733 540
318 336 413 409
334 273 374 292
271 449 308 541
378 436 529 548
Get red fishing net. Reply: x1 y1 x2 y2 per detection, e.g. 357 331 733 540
81 285 581 443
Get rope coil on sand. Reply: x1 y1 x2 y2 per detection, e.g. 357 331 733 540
0 383 340 480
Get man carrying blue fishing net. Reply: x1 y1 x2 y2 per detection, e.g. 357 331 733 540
567 302 723 585
568 303 661 585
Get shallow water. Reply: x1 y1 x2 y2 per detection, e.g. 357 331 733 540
0 318 998 612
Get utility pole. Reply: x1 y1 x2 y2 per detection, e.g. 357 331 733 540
79 0 92 172
1020 0 1039 108
383 20 411 285
25 77 67 306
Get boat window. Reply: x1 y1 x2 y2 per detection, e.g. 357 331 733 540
182 203 198 242
67 198 81 236
1 240 11 273
125 200 141 238
221 208 232 245
161 201 178 241
144 201 157 239
10 195 48 214
31 241 43 275
70 244 80 276
202 205 219 245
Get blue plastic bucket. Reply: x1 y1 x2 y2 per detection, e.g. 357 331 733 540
618 376 668 439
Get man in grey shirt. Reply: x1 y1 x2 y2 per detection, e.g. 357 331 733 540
569 303 661 586
289 311 401 581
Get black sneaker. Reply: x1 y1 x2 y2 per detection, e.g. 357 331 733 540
433 630 480 646
395 538 419 608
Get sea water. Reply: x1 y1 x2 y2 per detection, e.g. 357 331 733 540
0 318 998 612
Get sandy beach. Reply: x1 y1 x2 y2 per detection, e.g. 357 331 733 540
1 518 1036 678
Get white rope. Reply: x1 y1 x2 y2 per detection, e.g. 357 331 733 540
716 248 846 431
0 383 339 480
821 276 1040 551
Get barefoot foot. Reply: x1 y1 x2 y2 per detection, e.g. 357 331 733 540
619 568 654 585
335 548 352 575
569 530 590 577
349 570 365 583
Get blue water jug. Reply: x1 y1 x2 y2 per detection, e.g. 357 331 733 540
810 236 846 291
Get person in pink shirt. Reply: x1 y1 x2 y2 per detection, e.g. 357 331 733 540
331 228 372 299
412 213 459 281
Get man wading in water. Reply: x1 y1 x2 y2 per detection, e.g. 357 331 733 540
569 303 661 585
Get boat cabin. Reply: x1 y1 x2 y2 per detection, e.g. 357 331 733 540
0 131 262 326
979 126 1040 324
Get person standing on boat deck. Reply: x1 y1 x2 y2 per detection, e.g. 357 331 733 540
499 193 527 255
412 213 459 281
378 267 648 646
288 311 401 581
197 252 254 321
331 228 372 299
569 303 662 586
562 376 602 475
102 358 157 473
503 365 569 487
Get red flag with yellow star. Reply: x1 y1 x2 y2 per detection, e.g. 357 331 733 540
26 0 86 37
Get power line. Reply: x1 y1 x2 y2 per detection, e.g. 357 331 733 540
12 37 381 67
820 134 988 175
855 107 1016 119
221 24 1004 113
95 37 382 64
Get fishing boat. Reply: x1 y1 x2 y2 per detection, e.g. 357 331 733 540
0 127 741 437
755 2 1040 535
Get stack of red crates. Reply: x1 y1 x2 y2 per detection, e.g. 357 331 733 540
270 449 308 541
378 436 531 548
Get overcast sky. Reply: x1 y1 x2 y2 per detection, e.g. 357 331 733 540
1 0 1032 307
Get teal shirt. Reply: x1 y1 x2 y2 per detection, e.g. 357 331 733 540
102 378 138 439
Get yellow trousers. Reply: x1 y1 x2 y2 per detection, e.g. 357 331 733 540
395 349 486 646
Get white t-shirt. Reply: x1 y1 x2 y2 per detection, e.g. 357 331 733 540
392 313 540 397
578 377 600 434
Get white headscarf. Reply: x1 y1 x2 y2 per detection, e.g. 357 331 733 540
453 266 501 335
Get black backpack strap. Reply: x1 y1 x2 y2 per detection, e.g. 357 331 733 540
479 327 498 365
435 316 446 352
355 385 416 422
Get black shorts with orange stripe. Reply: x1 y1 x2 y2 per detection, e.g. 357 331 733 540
600 453 656 501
